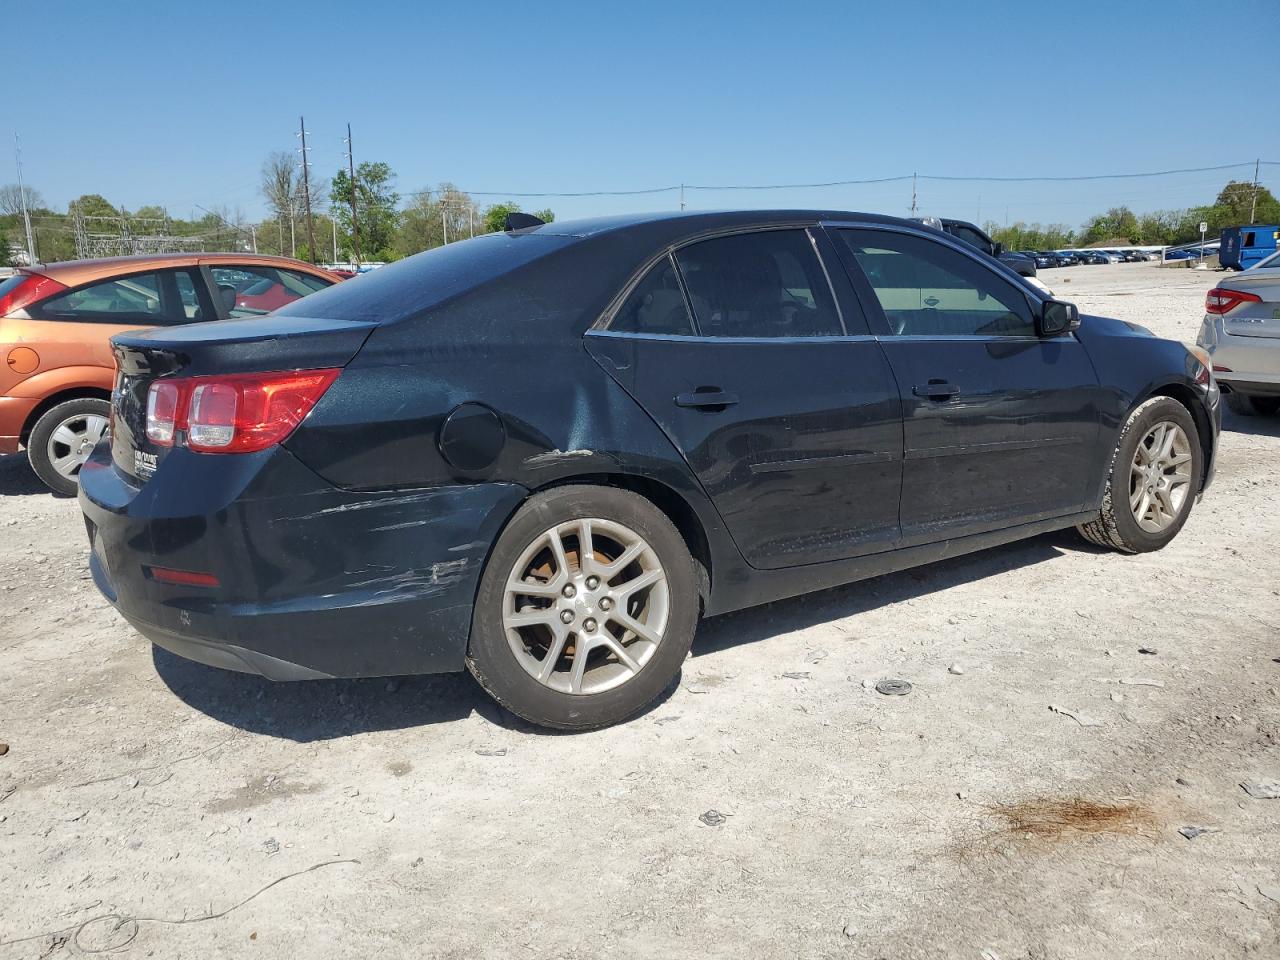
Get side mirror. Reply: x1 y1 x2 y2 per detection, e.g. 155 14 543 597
992 241 1004 257
1037 299 1080 337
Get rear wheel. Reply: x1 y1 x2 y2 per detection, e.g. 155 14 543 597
1077 396 1201 554
27 398 110 497
1225 391 1280 417
467 485 698 730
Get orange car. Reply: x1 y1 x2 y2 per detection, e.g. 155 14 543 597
0 253 339 495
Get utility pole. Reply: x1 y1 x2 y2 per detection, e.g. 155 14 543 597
442 208 449 245
289 198 296 258
680 183 686 211
343 123 361 264
296 116 318 263
469 204 474 238
250 224 258 254
1250 158 1261 223
910 173 918 216
14 134 36 264
331 214 338 263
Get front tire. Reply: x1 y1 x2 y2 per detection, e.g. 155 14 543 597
467 485 699 730
1077 396 1202 554
27 398 111 497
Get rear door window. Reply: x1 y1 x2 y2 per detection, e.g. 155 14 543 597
30 269 200 325
673 229 844 338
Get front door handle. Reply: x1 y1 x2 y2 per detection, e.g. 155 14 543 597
912 381 960 400
675 388 739 411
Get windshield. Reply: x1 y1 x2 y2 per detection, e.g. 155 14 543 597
1252 248 1280 270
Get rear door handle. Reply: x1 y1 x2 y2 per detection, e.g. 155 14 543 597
912 381 960 400
675 388 739 410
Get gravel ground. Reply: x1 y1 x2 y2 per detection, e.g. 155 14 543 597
1 262 1277 959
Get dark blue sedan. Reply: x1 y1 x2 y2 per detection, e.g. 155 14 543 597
79 211 1220 729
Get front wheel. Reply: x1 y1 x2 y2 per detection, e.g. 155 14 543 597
1077 396 1202 553
27 398 111 497
467 485 699 730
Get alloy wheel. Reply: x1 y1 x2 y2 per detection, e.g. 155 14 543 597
1129 420 1193 533
46 413 108 480
502 517 669 695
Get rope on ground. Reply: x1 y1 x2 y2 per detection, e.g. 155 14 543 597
0 858 359 954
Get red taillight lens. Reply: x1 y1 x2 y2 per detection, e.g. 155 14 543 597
146 381 181 446
0 272 68 315
145 368 339 454
1206 288 1262 314
147 566 220 588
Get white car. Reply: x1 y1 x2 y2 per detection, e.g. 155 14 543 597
1196 248 1280 416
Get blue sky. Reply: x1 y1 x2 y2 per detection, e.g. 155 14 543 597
10 0 1280 228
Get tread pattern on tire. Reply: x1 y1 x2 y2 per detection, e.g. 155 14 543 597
1077 396 1174 553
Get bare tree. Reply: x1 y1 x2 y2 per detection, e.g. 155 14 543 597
260 152 298 255
0 183 44 216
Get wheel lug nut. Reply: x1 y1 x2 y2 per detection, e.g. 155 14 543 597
583 618 598 632
585 575 600 590
599 597 613 611
560 610 574 624
562 584 576 598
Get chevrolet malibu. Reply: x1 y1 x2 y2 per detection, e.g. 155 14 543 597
79 211 1220 730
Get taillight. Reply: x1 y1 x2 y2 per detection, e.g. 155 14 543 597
1206 288 1262 314
145 368 339 454
0 272 68 315
146 381 181 446
147 566 220 588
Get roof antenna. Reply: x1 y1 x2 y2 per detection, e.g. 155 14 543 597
504 211 546 231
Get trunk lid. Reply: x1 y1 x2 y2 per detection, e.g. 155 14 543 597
110 315 375 482
1222 271 1280 340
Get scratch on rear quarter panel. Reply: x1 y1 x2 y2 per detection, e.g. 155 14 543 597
524 448 595 466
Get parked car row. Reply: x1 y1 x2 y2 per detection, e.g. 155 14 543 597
1019 249 1160 268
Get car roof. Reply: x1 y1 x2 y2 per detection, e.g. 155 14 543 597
530 209 918 240
26 252 334 286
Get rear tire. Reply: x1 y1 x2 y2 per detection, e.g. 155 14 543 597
1225 392 1279 417
467 485 699 731
1077 396 1201 554
27 398 111 498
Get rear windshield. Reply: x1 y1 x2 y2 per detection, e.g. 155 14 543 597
274 232 574 324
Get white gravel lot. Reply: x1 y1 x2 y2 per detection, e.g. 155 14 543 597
1 262 1277 960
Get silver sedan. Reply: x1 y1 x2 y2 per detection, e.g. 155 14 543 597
1197 249 1280 417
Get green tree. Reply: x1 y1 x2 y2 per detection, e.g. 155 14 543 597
67 194 118 221
482 202 555 234
331 161 400 261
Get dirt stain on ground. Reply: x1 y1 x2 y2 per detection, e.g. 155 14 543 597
984 797 1157 844
204 777 321 814
387 760 412 777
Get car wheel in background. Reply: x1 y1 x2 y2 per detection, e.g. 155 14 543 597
1077 396 1202 554
467 485 699 730
27 398 111 497
1224 392 1280 417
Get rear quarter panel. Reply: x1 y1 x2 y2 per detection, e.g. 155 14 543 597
0 317 134 397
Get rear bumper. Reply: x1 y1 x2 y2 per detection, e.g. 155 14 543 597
0 395 40 453
79 442 526 679
1198 316 1280 394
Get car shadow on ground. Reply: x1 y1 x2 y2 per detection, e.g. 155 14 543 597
154 530 1081 742
0 452 50 497
693 530 1076 658
1220 408 1280 437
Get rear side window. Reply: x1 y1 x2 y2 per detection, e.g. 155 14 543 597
837 229 1035 338
30 269 201 325
674 229 843 338
610 256 694 336
209 265 332 318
